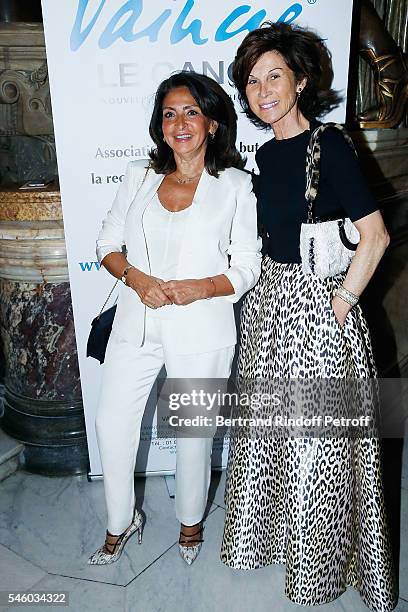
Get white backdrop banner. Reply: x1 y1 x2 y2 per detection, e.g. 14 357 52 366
41 0 354 478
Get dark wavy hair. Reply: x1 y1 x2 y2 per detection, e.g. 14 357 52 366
148 71 245 176
232 21 341 130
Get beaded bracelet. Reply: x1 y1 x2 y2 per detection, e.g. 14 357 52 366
335 285 359 307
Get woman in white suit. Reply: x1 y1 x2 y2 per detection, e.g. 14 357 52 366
88 71 262 566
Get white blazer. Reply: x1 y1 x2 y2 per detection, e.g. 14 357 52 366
96 159 262 355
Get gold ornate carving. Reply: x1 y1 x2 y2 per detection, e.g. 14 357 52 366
0 184 62 221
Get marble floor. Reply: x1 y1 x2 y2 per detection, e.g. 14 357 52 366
0 442 407 612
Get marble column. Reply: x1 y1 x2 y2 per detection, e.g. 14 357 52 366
0 185 88 475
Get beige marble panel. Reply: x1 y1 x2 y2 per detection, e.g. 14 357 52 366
0 220 68 282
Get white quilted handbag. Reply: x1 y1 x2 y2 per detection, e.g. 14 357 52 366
300 123 360 279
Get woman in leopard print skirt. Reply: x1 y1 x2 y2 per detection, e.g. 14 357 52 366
220 21 398 612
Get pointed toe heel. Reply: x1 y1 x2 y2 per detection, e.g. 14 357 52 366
178 542 202 565
88 509 144 566
178 522 204 566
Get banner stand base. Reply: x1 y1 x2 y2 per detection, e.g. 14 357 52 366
87 469 177 481
164 474 175 498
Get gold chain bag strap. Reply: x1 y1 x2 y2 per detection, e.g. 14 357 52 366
299 123 360 279
87 164 150 364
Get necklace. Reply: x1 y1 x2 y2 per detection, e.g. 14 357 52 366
174 170 203 184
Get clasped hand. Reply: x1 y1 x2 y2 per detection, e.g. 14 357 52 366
126 269 208 308
160 279 209 305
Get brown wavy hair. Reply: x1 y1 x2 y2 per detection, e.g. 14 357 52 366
232 21 341 130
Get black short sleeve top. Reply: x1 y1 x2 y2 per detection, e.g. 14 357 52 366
255 120 379 263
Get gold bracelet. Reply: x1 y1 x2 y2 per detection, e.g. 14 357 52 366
121 265 135 285
206 277 216 299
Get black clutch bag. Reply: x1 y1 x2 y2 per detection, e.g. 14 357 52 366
87 304 117 364
87 280 119 364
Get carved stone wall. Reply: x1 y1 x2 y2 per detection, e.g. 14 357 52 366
0 23 56 184
352 128 408 375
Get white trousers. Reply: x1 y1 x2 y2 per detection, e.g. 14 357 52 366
95 313 235 534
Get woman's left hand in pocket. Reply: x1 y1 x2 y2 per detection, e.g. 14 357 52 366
161 279 210 305
331 295 351 327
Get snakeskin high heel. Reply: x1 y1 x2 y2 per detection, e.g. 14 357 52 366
88 509 144 565
178 522 204 566
358 48 408 129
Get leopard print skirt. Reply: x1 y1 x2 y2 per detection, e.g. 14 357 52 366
220 256 398 612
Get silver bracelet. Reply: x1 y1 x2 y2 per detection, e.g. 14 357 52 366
335 285 359 307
